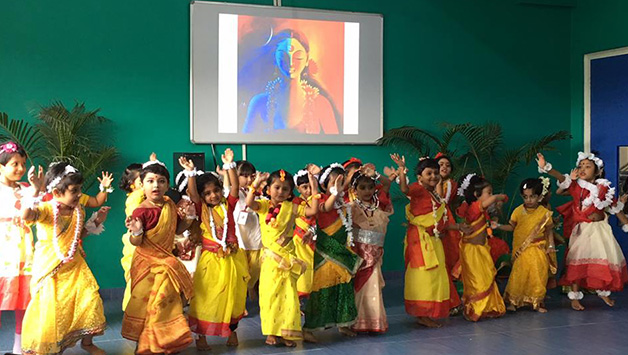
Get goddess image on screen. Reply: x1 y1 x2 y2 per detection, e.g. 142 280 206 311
241 23 343 135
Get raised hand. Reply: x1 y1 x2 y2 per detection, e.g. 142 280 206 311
149 152 157 161
570 168 579 180
333 174 345 191
252 172 270 188
28 165 45 191
383 166 397 179
535 153 546 169
178 156 195 171
620 194 628 205
125 216 143 234
306 163 322 176
95 206 111 225
222 148 235 164
308 172 319 194
390 153 406 168
98 171 114 188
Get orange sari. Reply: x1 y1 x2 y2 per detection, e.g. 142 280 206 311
121 198 194 354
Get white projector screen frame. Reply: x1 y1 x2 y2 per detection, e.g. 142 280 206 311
190 1 383 144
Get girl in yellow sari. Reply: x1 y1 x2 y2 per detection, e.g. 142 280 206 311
180 149 250 351
494 178 555 312
246 169 319 347
292 168 318 299
21 162 113 355
456 174 508 322
122 160 195 354
118 163 144 311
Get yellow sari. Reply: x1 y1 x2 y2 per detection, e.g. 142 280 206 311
121 189 145 310
504 205 553 309
256 199 307 340
121 198 194 354
188 202 250 337
22 196 106 355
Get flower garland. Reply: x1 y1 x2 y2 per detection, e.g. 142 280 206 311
334 200 354 247
52 202 83 264
443 179 452 203
457 173 476 197
430 191 447 238
355 194 380 212
576 151 604 169
209 202 229 251
577 178 615 210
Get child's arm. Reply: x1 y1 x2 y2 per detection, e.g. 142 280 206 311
176 199 196 234
320 175 344 212
126 215 144 246
222 148 239 198
536 153 570 183
27 165 45 196
493 220 515 232
378 170 392 194
179 157 201 204
390 153 409 195
304 172 320 217
480 194 508 209
246 172 269 211
84 172 114 208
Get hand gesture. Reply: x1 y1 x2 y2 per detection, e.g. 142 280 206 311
95 206 111 225
125 216 143 234
215 165 224 176
178 156 195 171
383 166 398 179
221 148 234 164
28 165 45 191
459 223 473 235
302 230 315 245
535 153 546 169
252 172 269 189
308 172 319 194
333 174 344 192
306 163 322 176
620 194 628 205
98 171 114 189
569 168 579 180
390 153 406 168
177 199 196 219
361 164 376 178
149 152 157 161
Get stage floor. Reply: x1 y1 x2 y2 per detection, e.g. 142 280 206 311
2 276 628 354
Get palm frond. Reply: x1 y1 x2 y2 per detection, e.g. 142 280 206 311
493 148 524 192
520 130 571 164
0 112 44 163
376 126 441 156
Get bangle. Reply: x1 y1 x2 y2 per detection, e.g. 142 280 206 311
567 291 584 300
248 185 256 193
223 162 236 170
99 183 114 193
131 228 144 237
309 193 322 200
329 186 339 196
557 174 572 190
538 162 553 174
622 224 628 233
183 169 197 177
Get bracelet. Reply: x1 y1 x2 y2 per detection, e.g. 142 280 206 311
567 291 583 300
185 215 198 220
329 186 339 196
557 174 572 190
248 185 257 193
537 162 553 174
183 169 197 178
309 193 322 200
99 183 114 193
223 162 237 170
131 228 144 237
622 224 628 233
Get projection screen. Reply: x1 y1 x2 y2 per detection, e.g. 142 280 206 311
190 1 383 144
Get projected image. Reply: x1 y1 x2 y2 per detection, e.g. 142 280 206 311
218 14 359 135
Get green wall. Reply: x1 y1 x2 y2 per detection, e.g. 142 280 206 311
0 0 572 288
570 0 628 154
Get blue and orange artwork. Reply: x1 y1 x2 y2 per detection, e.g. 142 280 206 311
238 16 345 134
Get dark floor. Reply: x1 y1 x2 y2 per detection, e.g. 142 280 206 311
2 276 628 354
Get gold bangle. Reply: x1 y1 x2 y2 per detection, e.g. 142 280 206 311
248 186 256 193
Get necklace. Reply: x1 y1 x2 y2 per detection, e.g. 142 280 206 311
428 190 447 238
334 200 354 247
52 202 82 264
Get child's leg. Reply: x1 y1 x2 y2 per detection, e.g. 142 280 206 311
195 335 211 351
226 323 239 346
568 283 585 311
416 317 442 328
596 290 615 307
80 334 105 355
13 309 25 354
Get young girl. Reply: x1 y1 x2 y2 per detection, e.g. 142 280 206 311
21 162 113 354
494 178 555 312
348 167 392 333
0 142 42 355
456 173 507 321
122 160 195 354
247 169 319 346
303 163 359 342
537 152 628 310
119 162 144 311
233 160 263 301
435 153 462 280
292 168 318 299
392 155 462 328
181 149 249 350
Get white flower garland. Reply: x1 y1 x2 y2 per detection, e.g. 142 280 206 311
443 179 452 203
334 200 353 247
319 162 345 187
293 169 308 185
577 178 615 210
430 192 447 238
457 173 476 197
577 151 604 169
209 202 229 251
47 165 78 193
52 202 83 264
539 176 550 197
142 159 166 169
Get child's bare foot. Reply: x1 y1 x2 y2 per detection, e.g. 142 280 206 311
571 300 585 311
507 304 517 312
282 338 297 347
600 296 615 307
265 335 278 346
226 331 239 347
80 340 105 355
536 306 548 313
303 331 317 343
417 317 442 328
243 309 249 317
338 327 357 337
196 336 211 351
